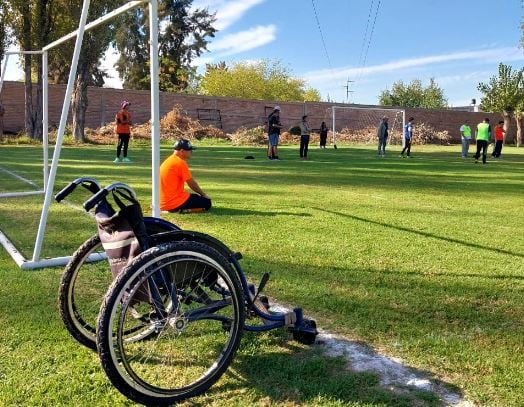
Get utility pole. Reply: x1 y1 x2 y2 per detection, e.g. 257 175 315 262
344 78 355 103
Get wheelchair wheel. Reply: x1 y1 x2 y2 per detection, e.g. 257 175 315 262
58 234 110 350
97 241 244 406
58 219 179 350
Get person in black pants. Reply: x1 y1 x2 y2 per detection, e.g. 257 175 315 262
401 117 414 158
299 115 311 160
474 118 492 164
319 121 328 148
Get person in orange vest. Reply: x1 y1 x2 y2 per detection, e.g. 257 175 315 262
114 101 132 163
160 139 212 213
491 120 505 158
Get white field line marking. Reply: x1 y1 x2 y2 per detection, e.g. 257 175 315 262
269 304 472 406
0 166 40 189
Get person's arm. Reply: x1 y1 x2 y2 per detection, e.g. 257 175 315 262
122 112 131 125
186 178 210 199
271 117 283 129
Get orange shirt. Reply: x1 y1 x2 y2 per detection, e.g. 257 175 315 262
115 110 132 134
159 154 191 210
495 126 504 141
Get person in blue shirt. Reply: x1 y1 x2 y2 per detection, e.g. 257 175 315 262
400 117 414 158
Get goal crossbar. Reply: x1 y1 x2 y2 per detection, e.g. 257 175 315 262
0 0 160 269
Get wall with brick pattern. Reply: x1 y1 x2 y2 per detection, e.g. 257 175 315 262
0 81 504 143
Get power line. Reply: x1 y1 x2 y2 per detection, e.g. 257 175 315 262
361 0 381 75
310 0 333 71
357 0 375 70
355 0 382 90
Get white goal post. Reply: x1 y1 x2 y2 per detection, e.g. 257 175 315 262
331 105 406 147
0 0 160 269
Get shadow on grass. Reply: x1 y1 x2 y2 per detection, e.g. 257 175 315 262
317 208 524 259
206 332 453 407
212 207 312 217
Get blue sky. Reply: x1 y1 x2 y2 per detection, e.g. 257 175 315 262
3 0 523 106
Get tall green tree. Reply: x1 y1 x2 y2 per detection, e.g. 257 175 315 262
478 63 524 146
69 0 116 141
198 60 321 102
5 0 119 141
379 78 447 109
5 0 55 140
115 0 216 92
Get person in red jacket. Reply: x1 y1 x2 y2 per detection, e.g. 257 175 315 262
114 101 132 163
491 121 505 158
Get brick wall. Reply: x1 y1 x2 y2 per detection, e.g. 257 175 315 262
0 81 505 143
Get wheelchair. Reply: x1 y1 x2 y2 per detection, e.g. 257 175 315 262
56 177 318 405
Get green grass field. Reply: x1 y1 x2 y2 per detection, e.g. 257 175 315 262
0 142 523 406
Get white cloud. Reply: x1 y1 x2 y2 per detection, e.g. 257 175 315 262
193 0 266 31
207 25 276 56
303 47 524 83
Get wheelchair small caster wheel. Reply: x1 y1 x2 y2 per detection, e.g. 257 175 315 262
292 318 318 345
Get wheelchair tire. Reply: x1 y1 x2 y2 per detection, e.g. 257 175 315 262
97 241 245 405
58 219 179 350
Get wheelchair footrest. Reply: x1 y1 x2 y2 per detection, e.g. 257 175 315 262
291 318 318 345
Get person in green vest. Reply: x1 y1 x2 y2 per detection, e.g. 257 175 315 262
460 121 472 158
473 118 492 164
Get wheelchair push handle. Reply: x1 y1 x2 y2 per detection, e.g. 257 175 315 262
83 189 108 211
55 177 101 202
82 182 137 212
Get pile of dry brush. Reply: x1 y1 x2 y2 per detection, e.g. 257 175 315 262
84 106 450 146
85 105 227 144
230 122 450 146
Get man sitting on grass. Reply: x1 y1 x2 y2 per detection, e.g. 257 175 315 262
160 139 212 213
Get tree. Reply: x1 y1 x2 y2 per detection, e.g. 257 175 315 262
478 63 524 146
69 0 116 141
4 0 52 140
0 0 10 77
115 0 216 92
5 0 125 142
198 60 321 102
379 78 447 109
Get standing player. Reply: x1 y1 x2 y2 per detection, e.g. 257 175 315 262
400 117 414 158
377 116 388 157
460 121 472 158
114 101 132 163
491 121 505 158
267 106 283 160
473 118 491 164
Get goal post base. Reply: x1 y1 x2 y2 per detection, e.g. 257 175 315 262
0 229 106 270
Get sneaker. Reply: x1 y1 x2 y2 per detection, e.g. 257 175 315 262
122 157 131 163
113 157 121 163
399 154 404 158
274 156 281 160
268 156 273 160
